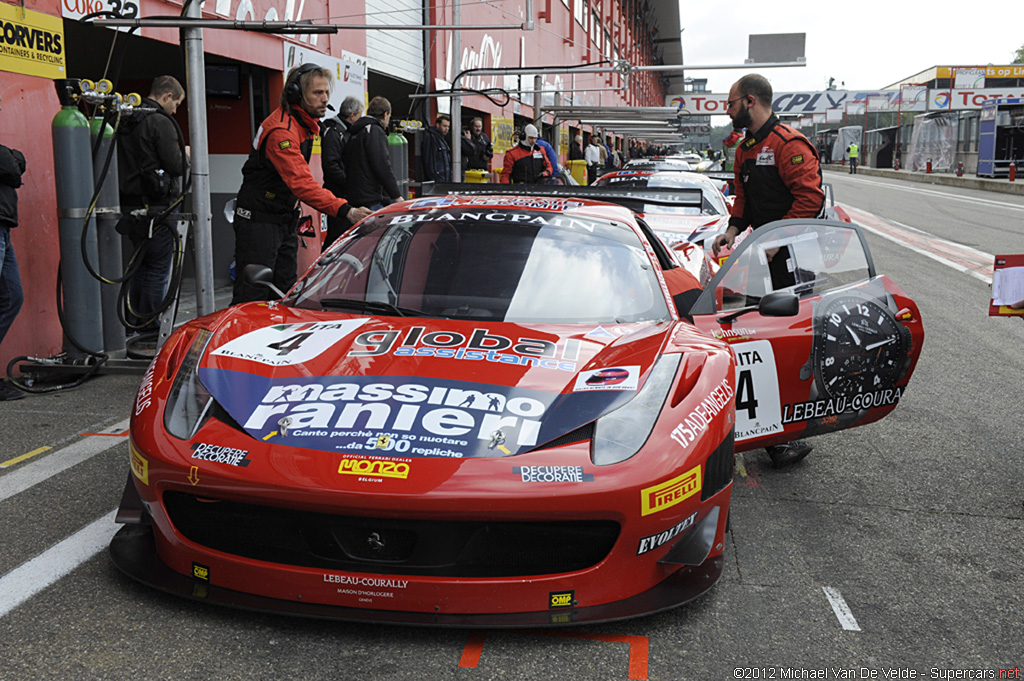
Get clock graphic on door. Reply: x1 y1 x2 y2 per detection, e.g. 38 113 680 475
801 293 912 401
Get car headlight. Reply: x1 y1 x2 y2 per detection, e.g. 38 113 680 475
591 354 681 466
163 328 214 440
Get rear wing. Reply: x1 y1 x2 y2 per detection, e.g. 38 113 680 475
422 182 705 211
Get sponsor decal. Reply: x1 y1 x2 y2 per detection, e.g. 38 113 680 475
573 365 640 392
791 154 804 165
236 207 252 220
0 4 65 78
513 465 594 482
584 326 619 340
781 388 902 424
670 378 734 449
338 456 411 480
192 563 210 581
386 210 599 233
711 327 757 342
278 140 291 149
211 319 368 366
129 441 149 485
755 149 776 166
324 574 409 589
637 511 698 555
641 466 701 516
190 442 251 467
349 326 581 373
549 590 574 609
409 196 459 209
549 610 577 624
135 362 156 416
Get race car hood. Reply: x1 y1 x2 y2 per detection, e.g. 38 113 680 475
193 305 674 459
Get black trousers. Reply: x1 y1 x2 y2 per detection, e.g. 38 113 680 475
231 214 298 305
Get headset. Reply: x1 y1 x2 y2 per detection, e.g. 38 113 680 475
284 62 322 106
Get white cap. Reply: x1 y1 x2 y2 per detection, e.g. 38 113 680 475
524 124 539 138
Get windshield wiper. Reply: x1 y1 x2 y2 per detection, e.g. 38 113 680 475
318 297 428 317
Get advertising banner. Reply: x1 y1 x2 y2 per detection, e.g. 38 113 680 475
283 43 366 115
0 3 65 78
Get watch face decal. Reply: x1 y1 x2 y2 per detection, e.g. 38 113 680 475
813 297 909 400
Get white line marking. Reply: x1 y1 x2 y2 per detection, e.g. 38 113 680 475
0 417 131 504
822 586 862 631
832 175 1024 212
843 206 994 285
0 509 119 619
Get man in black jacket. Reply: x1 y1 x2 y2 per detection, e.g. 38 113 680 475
341 96 402 211
117 75 189 334
465 116 493 171
420 114 451 183
0 96 25 400
320 95 363 251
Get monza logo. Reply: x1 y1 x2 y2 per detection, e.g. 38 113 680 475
549 590 574 609
338 457 411 479
640 466 702 516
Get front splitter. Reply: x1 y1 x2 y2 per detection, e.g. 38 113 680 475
109 523 723 628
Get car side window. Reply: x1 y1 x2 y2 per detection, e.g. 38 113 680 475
691 220 875 315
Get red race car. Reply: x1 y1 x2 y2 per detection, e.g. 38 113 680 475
111 186 923 627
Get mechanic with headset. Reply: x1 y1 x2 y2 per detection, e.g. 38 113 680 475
231 64 372 305
499 124 552 185
713 72 826 468
117 76 189 333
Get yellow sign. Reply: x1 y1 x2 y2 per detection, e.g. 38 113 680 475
640 466 701 516
559 127 569 157
338 458 410 479
0 3 65 78
492 116 514 156
937 65 1024 79
129 441 149 485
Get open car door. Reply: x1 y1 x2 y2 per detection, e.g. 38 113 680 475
689 219 924 453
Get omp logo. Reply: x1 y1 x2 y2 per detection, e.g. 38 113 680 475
549 591 574 609
192 563 210 581
338 458 410 479
129 441 148 485
640 467 702 516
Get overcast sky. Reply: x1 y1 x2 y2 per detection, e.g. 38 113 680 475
677 2 1023 94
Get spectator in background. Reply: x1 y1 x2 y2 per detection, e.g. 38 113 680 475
569 134 584 161
585 134 603 184
499 124 552 184
533 127 560 183
421 114 452 184
117 75 189 334
321 95 363 251
0 91 25 401
465 116 493 171
342 96 403 211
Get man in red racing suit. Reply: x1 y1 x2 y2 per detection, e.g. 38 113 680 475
713 73 825 469
231 64 372 304
499 124 553 184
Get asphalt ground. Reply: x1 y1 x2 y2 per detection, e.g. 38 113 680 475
0 171 1022 680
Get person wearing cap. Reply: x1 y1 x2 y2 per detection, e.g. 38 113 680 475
500 124 552 184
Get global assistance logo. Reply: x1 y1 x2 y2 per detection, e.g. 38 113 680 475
640 466 701 516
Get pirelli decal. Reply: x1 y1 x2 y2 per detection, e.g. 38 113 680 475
129 441 149 486
640 466 701 516
791 154 804 165
278 140 292 149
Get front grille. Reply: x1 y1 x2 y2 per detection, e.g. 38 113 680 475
701 430 734 501
163 491 619 577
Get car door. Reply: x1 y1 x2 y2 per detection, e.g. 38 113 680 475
689 219 924 453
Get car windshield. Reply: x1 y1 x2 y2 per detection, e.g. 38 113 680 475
288 208 671 324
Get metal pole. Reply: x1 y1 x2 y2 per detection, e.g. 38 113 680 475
451 0 462 181
533 74 542 129
184 0 216 316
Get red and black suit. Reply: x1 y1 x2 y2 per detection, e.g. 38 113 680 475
232 106 351 305
499 143 553 184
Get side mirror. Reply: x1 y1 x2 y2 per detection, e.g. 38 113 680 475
242 264 285 299
759 291 800 317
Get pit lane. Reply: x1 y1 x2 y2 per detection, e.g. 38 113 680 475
0 171 1021 679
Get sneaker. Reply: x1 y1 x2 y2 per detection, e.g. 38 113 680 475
0 381 26 401
766 440 812 468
